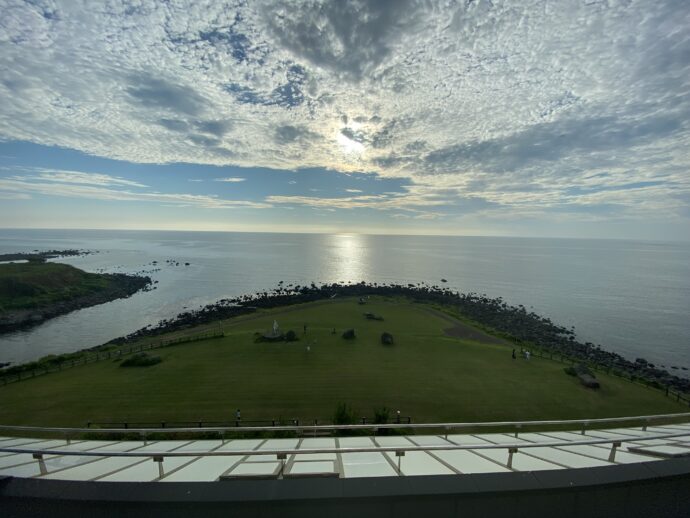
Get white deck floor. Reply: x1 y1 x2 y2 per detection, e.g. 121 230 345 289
0 423 688 482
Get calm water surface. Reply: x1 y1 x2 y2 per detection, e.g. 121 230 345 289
0 229 688 372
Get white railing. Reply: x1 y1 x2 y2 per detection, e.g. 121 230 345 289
1 429 688 476
1 411 689 437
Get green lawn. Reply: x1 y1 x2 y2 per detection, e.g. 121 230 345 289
0 297 684 427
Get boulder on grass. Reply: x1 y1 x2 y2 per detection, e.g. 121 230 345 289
573 363 600 389
381 332 394 346
578 373 600 389
342 328 356 340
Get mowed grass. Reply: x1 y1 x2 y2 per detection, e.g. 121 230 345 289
0 297 684 426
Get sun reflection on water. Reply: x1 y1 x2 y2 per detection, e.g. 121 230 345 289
326 233 368 282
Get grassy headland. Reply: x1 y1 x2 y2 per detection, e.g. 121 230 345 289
0 260 151 334
0 297 684 427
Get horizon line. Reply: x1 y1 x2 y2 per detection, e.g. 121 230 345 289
0 226 686 244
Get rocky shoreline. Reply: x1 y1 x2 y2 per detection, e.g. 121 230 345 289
110 282 689 395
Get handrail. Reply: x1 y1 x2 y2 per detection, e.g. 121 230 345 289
0 411 688 436
1 430 688 459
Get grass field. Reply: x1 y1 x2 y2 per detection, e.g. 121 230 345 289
0 297 684 427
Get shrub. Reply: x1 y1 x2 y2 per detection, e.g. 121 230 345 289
342 328 356 340
373 407 390 424
564 366 577 376
284 330 298 342
120 353 162 367
381 332 394 345
333 402 357 425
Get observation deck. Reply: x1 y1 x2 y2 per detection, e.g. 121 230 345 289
1 414 689 517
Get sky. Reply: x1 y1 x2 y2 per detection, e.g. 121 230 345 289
0 0 688 240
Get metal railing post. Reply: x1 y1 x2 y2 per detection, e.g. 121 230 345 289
277 452 287 477
507 447 518 469
395 450 405 475
608 441 621 462
33 453 47 475
153 456 164 478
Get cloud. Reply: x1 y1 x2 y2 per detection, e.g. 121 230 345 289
214 177 246 183
9 168 147 188
0 191 31 200
0 170 269 209
126 75 207 117
0 1 688 230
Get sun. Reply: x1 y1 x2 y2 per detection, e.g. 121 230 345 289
336 131 365 156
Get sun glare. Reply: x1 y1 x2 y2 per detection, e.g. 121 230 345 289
336 131 365 156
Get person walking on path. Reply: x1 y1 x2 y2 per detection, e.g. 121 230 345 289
235 409 241 424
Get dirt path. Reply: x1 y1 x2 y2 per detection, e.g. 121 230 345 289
423 307 508 345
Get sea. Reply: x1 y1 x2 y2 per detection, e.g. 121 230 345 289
0 229 688 374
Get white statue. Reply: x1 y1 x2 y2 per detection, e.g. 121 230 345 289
272 320 279 335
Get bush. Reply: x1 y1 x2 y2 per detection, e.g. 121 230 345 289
373 407 390 424
333 402 357 425
574 363 594 376
120 353 162 367
342 328 356 340
284 330 298 342
564 366 577 376
381 332 394 345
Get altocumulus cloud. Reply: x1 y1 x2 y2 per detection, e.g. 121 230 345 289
0 0 688 228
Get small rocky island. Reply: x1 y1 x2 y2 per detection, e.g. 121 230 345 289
0 250 151 334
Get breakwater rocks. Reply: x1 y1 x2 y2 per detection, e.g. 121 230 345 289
111 282 689 395
0 272 152 334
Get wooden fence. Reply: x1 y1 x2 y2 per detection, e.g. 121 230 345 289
0 330 224 386
526 346 690 407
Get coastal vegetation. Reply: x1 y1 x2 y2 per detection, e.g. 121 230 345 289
0 256 151 334
0 297 685 427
